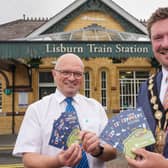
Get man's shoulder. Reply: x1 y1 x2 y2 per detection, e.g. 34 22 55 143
30 93 55 107
138 71 162 95
141 71 162 87
77 94 101 105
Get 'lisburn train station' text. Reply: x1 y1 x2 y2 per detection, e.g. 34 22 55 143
46 43 149 54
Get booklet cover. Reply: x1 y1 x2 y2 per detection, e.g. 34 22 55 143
49 112 81 150
100 107 156 158
123 128 155 158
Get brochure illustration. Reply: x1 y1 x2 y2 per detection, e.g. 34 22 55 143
100 108 155 158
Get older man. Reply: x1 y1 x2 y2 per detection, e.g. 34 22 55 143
13 53 116 168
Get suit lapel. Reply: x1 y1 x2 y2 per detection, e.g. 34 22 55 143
156 71 163 93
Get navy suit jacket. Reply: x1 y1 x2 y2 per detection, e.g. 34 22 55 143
137 71 168 158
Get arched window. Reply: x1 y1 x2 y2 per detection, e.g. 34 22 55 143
101 70 107 108
39 71 55 99
84 71 91 98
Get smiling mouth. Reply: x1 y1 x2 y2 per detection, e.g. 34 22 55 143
159 49 168 55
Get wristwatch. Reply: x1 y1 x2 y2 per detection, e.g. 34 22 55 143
92 144 104 157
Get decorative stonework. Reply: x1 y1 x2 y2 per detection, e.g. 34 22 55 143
43 0 144 34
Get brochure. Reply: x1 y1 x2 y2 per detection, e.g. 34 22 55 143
100 107 155 158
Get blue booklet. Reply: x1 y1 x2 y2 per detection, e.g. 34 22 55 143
100 107 156 158
49 112 81 150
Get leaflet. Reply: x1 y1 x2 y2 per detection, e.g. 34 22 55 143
100 107 156 158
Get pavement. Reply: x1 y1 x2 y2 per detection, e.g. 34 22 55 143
106 153 129 168
0 134 129 168
0 134 16 150
0 134 22 167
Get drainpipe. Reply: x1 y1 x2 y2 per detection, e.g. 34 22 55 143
11 65 16 134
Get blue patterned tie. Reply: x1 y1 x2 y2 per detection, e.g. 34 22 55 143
65 97 89 168
65 97 76 112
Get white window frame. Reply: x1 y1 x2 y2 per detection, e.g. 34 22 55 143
101 70 107 109
119 71 149 111
84 71 91 98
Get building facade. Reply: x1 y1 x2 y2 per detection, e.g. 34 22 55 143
0 0 158 134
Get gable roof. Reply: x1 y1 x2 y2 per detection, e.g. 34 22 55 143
26 0 147 38
0 19 46 40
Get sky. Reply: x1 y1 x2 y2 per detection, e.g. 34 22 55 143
0 0 167 25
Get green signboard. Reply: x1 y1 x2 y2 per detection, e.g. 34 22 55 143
0 41 153 59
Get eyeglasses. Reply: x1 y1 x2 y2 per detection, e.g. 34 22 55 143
54 69 84 79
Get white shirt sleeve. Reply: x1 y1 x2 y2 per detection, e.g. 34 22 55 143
13 104 42 156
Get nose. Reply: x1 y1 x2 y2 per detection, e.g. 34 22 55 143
68 72 76 80
162 35 168 48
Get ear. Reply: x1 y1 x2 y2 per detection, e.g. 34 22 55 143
51 69 56 77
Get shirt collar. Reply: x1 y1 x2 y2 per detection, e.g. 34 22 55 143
54 89 80 104
162 67 168 83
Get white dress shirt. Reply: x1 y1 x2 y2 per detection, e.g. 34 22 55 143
160 67 168 104
13 89 108 168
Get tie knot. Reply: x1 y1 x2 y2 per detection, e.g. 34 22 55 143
65 97 73 104
65 97 76 113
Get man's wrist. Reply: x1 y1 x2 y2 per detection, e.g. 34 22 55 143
91 144 104 157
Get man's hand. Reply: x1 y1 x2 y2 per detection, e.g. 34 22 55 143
23 144 82 168
126 148 168 168
79 130 116 161
80 131 100 155
58 143 82 167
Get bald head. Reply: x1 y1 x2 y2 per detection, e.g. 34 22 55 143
52 53 84 97
55 53 84 70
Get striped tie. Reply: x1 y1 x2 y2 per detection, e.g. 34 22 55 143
65 97 76 112
65 97 89 168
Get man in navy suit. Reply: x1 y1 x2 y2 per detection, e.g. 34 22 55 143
127 7 168 168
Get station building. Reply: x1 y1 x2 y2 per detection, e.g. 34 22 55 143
0 0 159 134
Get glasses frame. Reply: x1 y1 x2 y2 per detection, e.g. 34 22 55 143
54 69 84 79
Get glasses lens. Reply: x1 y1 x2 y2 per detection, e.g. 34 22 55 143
55 69 83 79
74 72 83 78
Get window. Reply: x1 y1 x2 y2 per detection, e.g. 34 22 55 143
119 71 149 111
101 70 107 108
84 71 91 98
39 71 55 99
